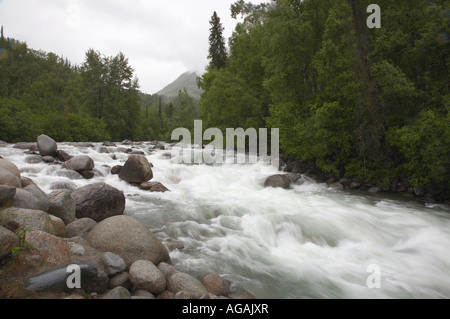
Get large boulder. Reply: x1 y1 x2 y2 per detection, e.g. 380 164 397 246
0 226 20 259
47 190 76 224
25 231 71 268
64 155 95 173
71 183 125 222
25 262 109 294
129 260 166 294
119 155 153 184
87 215 170 268
167 272 209 299
201 273 230 296
0 159 22 188
65 218 97 238
12 185 50 213
264 174 292 189
3 207 54 234
37 134 58 157
0 185 16 205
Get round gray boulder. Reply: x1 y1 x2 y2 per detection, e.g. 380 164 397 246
71 182 125 222
37 134 58 157
87 215 170 268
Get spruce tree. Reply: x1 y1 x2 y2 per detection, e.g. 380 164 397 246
208 11 227 69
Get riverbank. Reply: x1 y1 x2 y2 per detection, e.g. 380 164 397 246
0 135 254 299
278 156 450 206
1 136 450 299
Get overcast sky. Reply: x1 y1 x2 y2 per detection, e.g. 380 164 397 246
0 0 265 94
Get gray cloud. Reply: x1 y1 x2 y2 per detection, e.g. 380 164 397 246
0 0 263 94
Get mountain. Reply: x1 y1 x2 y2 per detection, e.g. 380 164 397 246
156 71 204 101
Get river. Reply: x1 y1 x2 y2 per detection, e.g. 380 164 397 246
1 142 449 299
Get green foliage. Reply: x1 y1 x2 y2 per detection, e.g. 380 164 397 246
199 0 449 189
388 110 450 186
208 11 228 70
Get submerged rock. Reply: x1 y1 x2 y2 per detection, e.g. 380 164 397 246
64 155 95 173
119 154 153 184
37 135 58 157
264 174 292 189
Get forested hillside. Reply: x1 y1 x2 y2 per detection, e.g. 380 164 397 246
0 34 198 143
200 0 449 190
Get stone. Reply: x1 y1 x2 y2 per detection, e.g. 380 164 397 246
202 273 230 296
157 290 174 299
167 272 209 299
49 215 66 237
25 231 70 267
25 155 43 164
80 170 95 180
56 150 73 162
350 182 361 189
111 165 122 175
12 186 50 213
47 190 76 224
339 177 351 187
228 291 256 299
140 182 170 193
264 174 292 189
50 181 77 192
13 142 37 150
0 185 16 204
65 218 98 238
175 291 195 299
119 154 153 184
37 134 58 157
67 242 86 256
413 186 425 197
101 252 126 277
64 155 95 172
55 169 84 180
71 182 125 222
101 286 131 299
109 272 132 290
3 207 54 233
368 187 381 193
132 290 155 299
87 215 170 268
0 226 20 259
329 182 344 190
25 262 109 294
0 159 21 188
42 156 55 163
129 260 166 294
158 262 178 279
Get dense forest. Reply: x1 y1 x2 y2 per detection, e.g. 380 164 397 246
0 31 199 143
200 0 449 190
0 0 449 192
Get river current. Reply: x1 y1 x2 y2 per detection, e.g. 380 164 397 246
1 142 449 299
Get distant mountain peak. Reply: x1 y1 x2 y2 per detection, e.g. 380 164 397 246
156 71 204 100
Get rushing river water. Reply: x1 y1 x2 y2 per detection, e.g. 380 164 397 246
1 142 450 299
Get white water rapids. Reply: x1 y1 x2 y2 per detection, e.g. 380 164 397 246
1 142 450 299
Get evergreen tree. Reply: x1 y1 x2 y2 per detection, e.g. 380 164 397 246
208 11 227 69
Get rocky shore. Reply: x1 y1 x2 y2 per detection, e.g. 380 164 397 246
265 156 450 205
0 135 255 300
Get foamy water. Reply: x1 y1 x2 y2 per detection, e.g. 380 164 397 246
1 142 449 299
